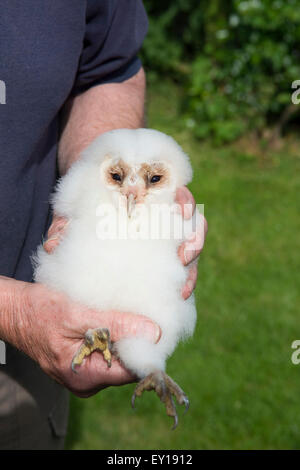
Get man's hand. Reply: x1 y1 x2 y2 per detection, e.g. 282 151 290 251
175 187 208 300
43 186 207 300
0 277 160 398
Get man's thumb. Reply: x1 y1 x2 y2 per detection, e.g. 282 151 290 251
98 310 161 344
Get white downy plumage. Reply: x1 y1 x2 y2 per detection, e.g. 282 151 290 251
33 128 199 425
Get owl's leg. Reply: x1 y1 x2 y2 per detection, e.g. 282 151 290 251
71 328 112 372
131 370 189 430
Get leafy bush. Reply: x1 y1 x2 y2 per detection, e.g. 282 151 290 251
142 0 300 142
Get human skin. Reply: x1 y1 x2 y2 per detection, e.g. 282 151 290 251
0 68 207 396
0 275 160 397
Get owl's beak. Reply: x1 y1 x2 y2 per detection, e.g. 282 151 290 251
127 192 136 218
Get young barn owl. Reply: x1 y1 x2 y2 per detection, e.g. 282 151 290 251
34 129 200 429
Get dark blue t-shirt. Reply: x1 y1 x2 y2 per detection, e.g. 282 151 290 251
0 0 148 282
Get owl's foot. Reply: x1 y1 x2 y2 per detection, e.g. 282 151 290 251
131 371 189 430
71 328 112 372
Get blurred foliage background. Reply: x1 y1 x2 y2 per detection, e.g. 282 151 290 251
66 0 300 450
142 0 300 144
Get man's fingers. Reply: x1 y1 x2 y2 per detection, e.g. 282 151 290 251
175 187 195 220
92 353 136 387
182 264 198 300
47 216 68 238
66 310 158 395
43 216 69 254
108 312 162 344
76 309 162 345
65 352 136 397
178 213 208 266
43 237 61 254
175 187 207 299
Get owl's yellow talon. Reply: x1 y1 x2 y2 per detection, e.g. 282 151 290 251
71 327 112 372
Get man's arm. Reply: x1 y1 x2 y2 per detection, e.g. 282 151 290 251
0 275 160 397
0 68 162 396
58 67 146 175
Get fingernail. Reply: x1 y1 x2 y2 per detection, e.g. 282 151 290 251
184 246 196 265
143 320 161 344
57 219 70 231
45 236 58 244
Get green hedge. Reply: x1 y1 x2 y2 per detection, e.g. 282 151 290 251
141 0 300 142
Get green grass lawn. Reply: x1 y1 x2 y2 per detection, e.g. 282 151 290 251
65 81 300 450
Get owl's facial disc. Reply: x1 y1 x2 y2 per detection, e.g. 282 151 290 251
102 158 171 216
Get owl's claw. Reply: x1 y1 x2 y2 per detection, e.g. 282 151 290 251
71 327 112 372
172 413 178 431
182 396 190 414
131 370 189 430
131 393 137 409
71 362 79 374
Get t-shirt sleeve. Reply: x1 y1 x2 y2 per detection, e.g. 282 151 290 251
71 0 148 96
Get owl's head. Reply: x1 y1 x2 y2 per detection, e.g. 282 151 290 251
53 129 193 218
84 128 192 215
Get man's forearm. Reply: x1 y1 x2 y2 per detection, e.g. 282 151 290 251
0 276 26 347
58 67 146 175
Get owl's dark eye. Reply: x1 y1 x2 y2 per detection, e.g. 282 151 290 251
111 173 122 182
150 175 161 184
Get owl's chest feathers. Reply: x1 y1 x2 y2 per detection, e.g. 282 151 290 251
55 214 188 318
71 218 185 284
